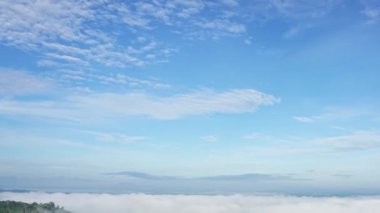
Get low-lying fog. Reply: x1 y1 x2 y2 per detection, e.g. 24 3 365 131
1 192 380 213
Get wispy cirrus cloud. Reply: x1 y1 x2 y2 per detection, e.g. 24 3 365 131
0 68 55 96
0 0 165 68
221 0 239 7
313 131 380 151
243 0 343 41
193 18 246 38
361 0 380 24
0 68 170 98
0 0 248 71
293 107 375 123
362 8 380 23
84 131 147 144
55 69 172 89
269 0 340 18
200 135 219 143
0 0 367 76
0 89 279 120
293 116 315 123
239 130 380 156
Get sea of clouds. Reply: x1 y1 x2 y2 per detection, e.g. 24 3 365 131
1 192 380 213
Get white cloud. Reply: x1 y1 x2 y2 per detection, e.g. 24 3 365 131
45 53 89 66
363 8 380 19
257 131 380 154
0 0 248 71
0 68 55 96
0 67 171 98
293 107 373 123
284 26 302 39
293 116 315 123
84 131 146 144
0 89 279 120
243 132 267 141
195 19 246 34
362 8 380 24
0 0 163 68
1 192 380 213
244 36 253 45
200 135 218 143
56 70 171 89
361 0 380 24
269 0 340 18
169 0 205 18
221 0 239 7
0 0 92 48
314 131 380 151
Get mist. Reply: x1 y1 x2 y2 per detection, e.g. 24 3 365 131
1 192 380 213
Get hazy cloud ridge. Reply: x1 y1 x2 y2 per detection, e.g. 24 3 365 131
108 171 180 180
107 171 292 181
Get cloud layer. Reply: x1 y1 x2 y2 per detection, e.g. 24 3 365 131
1 192 380 213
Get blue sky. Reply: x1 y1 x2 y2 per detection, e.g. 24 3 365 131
0 0 380 195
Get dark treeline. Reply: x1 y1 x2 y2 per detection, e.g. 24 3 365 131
0 201 71 213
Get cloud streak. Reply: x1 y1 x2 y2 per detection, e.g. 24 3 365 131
200 135 218 143
313 131 380 151
0 68 55 96
0 89 279 120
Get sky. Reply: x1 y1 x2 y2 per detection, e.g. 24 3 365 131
0 0 380 195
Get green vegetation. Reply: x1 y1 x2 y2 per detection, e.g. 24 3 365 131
0 201 71 213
